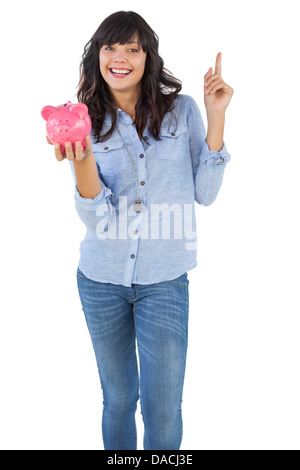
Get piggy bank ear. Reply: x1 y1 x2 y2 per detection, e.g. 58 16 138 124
69 103 89 119
41 106 57 121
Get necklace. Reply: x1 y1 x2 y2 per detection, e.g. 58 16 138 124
129 149 144 213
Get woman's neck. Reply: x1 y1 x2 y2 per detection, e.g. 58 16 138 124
111 86 141 119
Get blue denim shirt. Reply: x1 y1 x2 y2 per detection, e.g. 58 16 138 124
69 94 231 287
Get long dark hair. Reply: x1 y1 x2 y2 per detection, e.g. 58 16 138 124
76 11 182 142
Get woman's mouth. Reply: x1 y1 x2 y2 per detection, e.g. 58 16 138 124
109 68 132 78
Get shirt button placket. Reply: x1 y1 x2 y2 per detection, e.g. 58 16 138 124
125 119 147 286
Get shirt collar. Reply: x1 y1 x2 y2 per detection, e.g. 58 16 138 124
104 107 130 125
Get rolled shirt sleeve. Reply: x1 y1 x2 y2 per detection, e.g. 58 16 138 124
187 96 231 206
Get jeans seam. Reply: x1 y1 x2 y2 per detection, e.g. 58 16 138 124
165 281 186 287
132 301 140 449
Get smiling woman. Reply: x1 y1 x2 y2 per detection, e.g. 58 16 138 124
67 9 233 452
76 11 182 142
99 35 147 116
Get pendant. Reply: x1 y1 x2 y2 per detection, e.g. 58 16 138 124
134 199 144 213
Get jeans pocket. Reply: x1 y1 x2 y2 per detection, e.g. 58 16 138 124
165 272 188 287
77 267 88 279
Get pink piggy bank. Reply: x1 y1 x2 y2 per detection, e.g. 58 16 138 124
41 101 92 154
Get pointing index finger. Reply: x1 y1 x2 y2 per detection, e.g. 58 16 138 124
215 52 222 75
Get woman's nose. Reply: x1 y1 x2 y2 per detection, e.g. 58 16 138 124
112 49 127 62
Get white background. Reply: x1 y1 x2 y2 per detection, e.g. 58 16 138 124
0 0 299 450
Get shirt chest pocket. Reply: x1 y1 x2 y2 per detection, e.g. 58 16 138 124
93 140 129 176
155 123 188 160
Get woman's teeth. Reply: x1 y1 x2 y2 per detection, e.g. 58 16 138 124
110 68 132 75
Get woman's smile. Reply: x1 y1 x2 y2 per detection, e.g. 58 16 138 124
109 67 133 78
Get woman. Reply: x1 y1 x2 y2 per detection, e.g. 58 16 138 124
48 11 233 450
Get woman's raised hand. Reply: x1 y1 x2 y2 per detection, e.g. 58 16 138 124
204 52 234 114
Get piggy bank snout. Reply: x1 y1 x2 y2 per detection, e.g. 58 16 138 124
57 124 73 135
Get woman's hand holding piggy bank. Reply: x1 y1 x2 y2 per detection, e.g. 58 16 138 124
42 101 93 161
45 134 94 162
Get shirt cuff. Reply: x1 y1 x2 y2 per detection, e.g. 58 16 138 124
200 139 231 166
74 181 113 211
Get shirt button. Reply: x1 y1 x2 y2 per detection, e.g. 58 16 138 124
104 147 109 150
139 154 144 158
216 157 225 164
134 230 139 235
140 181 145 186
143 136 148 141
130 254 135 259
171 133 176 136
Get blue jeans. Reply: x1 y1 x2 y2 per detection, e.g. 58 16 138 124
76 267 189 450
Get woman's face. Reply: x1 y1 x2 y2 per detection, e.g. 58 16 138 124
99 35 147 98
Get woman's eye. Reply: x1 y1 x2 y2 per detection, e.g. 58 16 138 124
103 46 139 52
